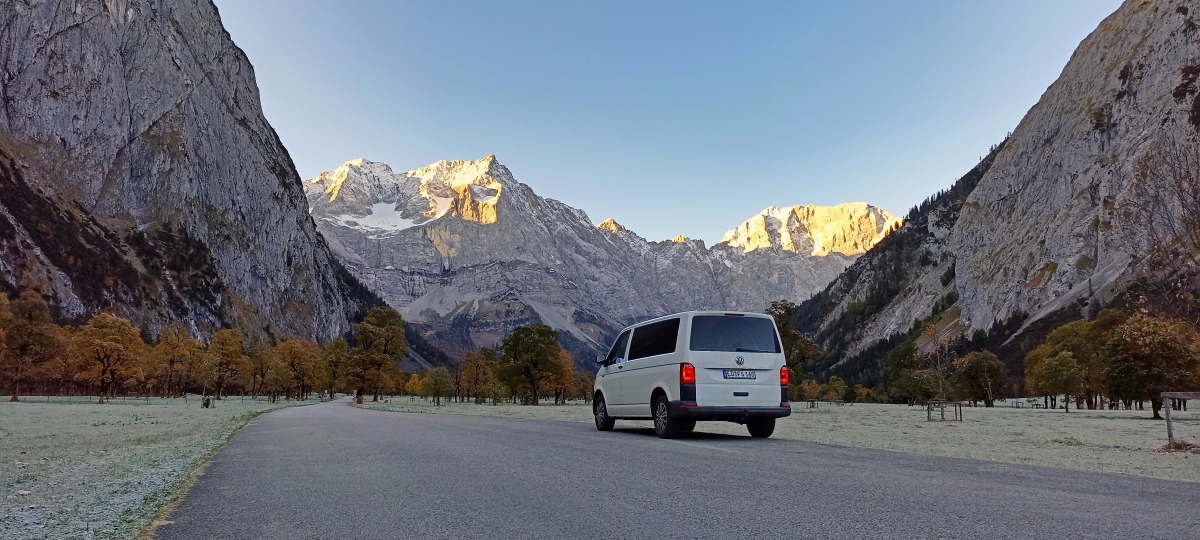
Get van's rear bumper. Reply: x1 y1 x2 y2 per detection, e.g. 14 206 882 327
669 401 791 421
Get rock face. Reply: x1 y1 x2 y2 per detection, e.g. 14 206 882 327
797 0 1200 382
0 0 373 341
952 0 1198 329
305 156 899 361
720 204 899 256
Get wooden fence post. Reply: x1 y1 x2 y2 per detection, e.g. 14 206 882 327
1164 396 1174 449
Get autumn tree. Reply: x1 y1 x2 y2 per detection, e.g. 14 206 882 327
1081 309 1129 408
460 348 499 403
884 339 945 403
450 360 464 403
70 313 145 403
422 367 455 405
952 351 1008 407
1024 344 1050 406
258 350 291 403
348 307 407 404
1037 352 1085 412
405 372 425 397
247 346 272 399
1024 310 1127 409
1104 313 1200 419
2 291 65 401
549 350 576 404
383 363 408 397
276 338 322 399
499 324 561 405
207 329 250 399
885 340 943 403
799 379 822 401
823 376 847 401
321 337 350 398
574 370 596 403
152 323 202 398
853 384 871 403
40 325 75 396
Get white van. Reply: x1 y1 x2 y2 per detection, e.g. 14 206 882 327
592 311 791 439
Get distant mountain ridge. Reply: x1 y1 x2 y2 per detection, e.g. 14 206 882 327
720 204 899 256
305 156 899 362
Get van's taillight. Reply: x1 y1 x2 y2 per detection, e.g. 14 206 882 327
780 366 789 386
680 363 696 385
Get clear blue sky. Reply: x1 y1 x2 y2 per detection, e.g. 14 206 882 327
214 0 1122 245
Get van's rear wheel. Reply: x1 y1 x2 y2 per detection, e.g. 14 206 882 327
747 417 775 438
594 395 615 431
679 420 696 433
653 395 682 439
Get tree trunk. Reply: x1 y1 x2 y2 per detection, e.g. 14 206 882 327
1152 399 1163 420
10 364 22 401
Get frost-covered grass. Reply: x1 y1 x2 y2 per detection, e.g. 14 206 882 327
0 396 301 540
360 398 1200 482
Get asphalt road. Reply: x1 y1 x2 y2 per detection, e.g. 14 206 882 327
155 399 1200 540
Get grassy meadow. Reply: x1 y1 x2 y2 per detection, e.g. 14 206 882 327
1 396 300 540
359 398 1200 482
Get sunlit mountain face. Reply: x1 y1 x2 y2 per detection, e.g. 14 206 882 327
305 155 899 364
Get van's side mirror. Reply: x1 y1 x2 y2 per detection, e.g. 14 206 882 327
595 353 606 365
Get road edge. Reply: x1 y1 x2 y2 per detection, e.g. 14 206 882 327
135 408 280 540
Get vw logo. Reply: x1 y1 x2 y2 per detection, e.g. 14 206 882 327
735 356 745 365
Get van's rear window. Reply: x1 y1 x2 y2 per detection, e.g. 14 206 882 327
688 316 781 353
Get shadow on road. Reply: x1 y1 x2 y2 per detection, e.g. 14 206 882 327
610 427 753 441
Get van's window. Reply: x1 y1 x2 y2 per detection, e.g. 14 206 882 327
605 330 632 364
628 318 680 360
688 316 781 353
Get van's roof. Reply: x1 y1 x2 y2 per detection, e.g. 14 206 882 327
621 310 772 330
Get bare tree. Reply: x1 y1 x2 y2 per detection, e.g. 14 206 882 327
1131 137 1200 324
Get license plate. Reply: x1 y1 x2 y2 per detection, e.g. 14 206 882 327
722 369 756 380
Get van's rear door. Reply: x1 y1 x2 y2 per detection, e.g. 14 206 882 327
686 314 784 407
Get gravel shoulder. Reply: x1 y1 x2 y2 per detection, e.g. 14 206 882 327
359 398 1200 482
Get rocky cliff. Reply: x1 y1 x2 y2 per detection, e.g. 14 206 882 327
0 0 374 341
797 0 1200 382
305 156 898 361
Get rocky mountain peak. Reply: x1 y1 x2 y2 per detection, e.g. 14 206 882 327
597 218 628 234
304 155 517 235
407 156 506 225
309 158 395 202
719 202 900 256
